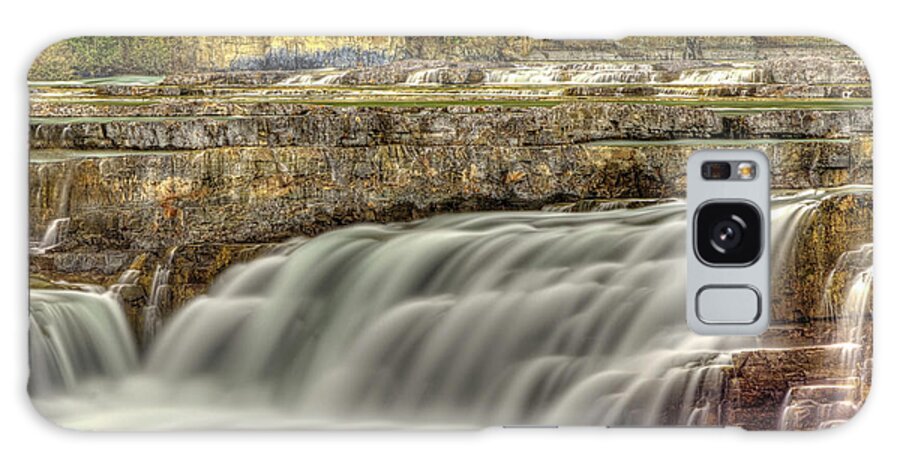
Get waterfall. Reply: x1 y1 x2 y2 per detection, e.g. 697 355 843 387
405 69 446 85
109 269 141 295
836 252 873 376
141 202 758 427
777 241 872 430
31 161 76 255
30 217 70 254
778 383 860 430
484 63 657 85
825 244 873 329
770 191 821 277
28 290 138 396
277 71 347 86
672 67 766 85
280 74 314 85
28 188 871 429
143 248 176 344
317 72 347 86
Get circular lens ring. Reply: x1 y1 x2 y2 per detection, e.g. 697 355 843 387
709 217 744 252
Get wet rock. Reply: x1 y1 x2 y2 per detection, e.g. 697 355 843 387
29 251 137 278
778 382 861 430
113 282 146 304
772 190 873 322
723 343 864 430
165 243 280 311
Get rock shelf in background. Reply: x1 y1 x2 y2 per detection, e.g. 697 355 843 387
29 104 873 150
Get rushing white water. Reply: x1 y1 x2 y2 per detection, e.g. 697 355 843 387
136 202 748 427
775 233 872 430
28 188 871 429
277 71 347 86
142 248 176 344
838 252 873 374
776 241 873 430
825 244 873 328
30 217 70 254
484 63 657 85
405 69 447 85
672 67 766 85
769 186 874 279
28 290 138 396
476 63 765 86
778 382 860 430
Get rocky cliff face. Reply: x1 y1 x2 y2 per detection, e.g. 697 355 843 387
29 105 872 150
29 138 872 330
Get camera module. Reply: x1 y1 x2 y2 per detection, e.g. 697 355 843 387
694 202 762 266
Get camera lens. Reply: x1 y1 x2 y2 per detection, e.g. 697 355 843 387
710 218 743 251
695 202 762 266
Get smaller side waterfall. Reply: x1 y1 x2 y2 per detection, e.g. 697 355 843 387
143 248 176 343
778 382 860 430
770 192 821 277
672 67 766 85
405 69 446 85
829 244 874 389
29 290 138 396
280 74 315 85
778 242 873 430
30 218 70 255
317 72 347 86
825 244 873 336
277 71 347 86
109 269 142 296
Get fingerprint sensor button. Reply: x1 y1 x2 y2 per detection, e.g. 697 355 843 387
696 286 761 325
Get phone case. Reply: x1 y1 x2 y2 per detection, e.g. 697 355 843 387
27 36 872 431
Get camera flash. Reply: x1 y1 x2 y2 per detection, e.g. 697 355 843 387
737 162 756 180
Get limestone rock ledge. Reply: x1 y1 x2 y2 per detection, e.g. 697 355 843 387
29 104 873 150
723 336 872 430
30 140 871 253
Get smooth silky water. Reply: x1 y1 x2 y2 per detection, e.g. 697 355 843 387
28 187 870 430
